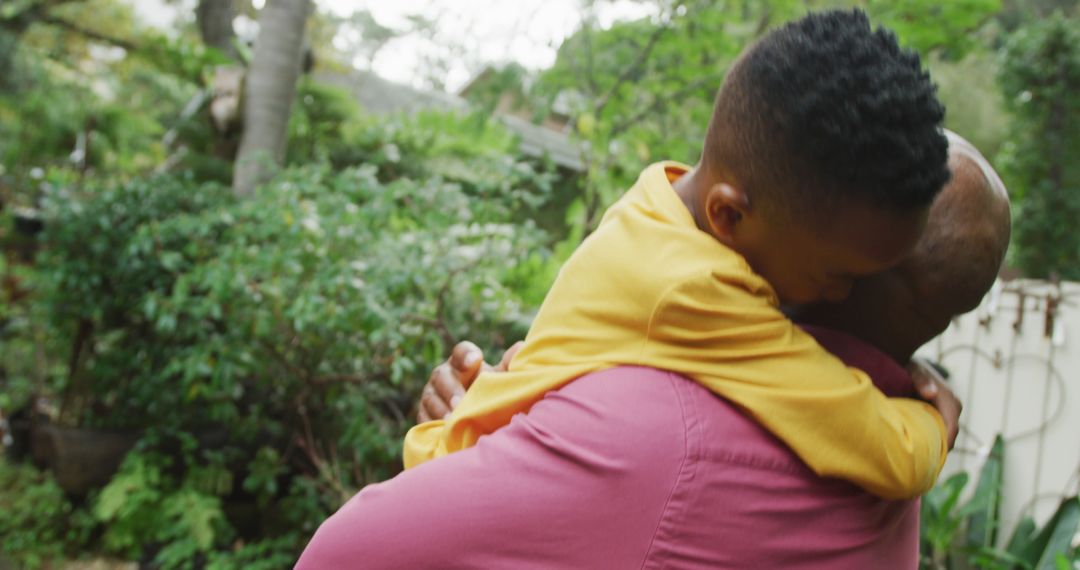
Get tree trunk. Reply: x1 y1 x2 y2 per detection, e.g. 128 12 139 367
196 0 237 60
0 30 18 89
232 0 310 197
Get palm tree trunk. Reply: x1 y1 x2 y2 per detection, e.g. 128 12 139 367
196 0 237 60
232 0 311 197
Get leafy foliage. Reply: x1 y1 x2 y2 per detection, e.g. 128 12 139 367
286 79 363 166
23 110 552 564
0 0 1076 566
926 52 1010 159
4 9 559 568
867 0 1002 59
919 436 1080 569
0 246 47 416
93 448 231 566
1015 498 1080 570
519 0 1010 248
0 0 230 208
997 14 1080 279
533 0 794 230
0 459 91 569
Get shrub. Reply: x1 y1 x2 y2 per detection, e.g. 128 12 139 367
0 459 91 568
997 15 1080 279
919 435 1080 569
26 111 554 564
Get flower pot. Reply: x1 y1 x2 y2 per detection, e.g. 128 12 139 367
31 424 139 496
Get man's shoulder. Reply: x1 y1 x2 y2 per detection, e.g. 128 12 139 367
526 366 690 458
550 366 807 474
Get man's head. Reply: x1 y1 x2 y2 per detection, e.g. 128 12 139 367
791 132 1012 362
691 9 950 304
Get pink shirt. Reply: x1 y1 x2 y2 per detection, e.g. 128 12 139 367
296 327 920 569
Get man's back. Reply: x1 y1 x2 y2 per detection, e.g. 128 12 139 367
297 331 919 568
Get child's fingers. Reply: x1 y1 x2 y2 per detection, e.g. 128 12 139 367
933 388 963 450
449 341 484 373
430 363 466 410
419 382 452 422
418 340 524 424
417 348 476 422
448 341 488 390
908 358 942 400
906 358 962 449
496 341 525 372
914 375 938 400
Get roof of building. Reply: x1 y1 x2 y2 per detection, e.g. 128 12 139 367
315 70 583 171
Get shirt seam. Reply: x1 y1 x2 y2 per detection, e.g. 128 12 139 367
639 372 699 569
701 449 811 476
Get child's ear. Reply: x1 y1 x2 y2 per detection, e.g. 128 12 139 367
703 183 751 242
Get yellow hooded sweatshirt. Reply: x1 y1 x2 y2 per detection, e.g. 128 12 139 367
404 161 947 499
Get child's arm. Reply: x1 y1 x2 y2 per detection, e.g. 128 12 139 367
416 341 524 424
405 342 524 469
642 272 949 499
908 358 962 450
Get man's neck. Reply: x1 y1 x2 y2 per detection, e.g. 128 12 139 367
783 304 918 365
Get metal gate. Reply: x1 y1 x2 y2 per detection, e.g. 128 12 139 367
920 279 1080 536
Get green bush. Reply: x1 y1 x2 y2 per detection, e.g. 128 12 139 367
38 162 547 428
23 111 553 565
0 459 91 569
919 435 1080 569
997 14 1080 279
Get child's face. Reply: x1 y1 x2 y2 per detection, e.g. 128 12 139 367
735 202 928 306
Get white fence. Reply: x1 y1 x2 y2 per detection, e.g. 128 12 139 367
919 279 1080 538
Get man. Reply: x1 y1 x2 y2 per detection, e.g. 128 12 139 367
296 134 1009 568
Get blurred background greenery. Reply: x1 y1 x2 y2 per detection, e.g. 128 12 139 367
0 0 1077 568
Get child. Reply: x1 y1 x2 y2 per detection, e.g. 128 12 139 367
405 10 953 499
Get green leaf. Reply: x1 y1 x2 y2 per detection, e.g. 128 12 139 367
93 480 129 522
164 489 224 550
922 471 970 551
929 471 970 515
1006 516 1039 559
968 545 1033 570
964 435 1005 549
1027 497 1080 570
867 0 1001 58
0 0 38 20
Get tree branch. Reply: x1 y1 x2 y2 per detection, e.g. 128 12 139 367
581 19 598 97
260 339 311 384
592 1 684 115
309 373 369 386
38 14 138 51
607 72 722 139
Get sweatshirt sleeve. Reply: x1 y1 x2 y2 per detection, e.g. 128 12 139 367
640 272 947 499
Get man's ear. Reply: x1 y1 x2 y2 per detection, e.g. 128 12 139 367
703 183 751 243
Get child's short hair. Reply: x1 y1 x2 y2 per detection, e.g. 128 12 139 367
705 9 950 220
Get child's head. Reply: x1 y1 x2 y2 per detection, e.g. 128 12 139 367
693 9 950 305
789 131 1012 362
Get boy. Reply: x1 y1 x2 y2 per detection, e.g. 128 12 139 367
406 9 953 498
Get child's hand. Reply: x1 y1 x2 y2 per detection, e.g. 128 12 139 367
416 341 523 423
907 358 962 451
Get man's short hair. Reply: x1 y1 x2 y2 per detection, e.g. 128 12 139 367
705 9 950 219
